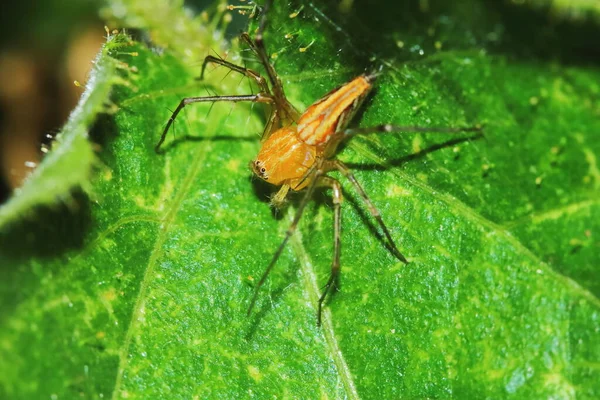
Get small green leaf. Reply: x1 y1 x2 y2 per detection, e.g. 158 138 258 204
1 1 599 399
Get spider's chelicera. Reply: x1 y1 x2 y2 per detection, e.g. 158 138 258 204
157 0 481 325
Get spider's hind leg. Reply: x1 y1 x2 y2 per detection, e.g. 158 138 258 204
342 123 483 139
329 159 409 264
316 176 343 326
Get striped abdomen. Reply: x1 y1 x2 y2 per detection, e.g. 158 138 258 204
297 75 373 146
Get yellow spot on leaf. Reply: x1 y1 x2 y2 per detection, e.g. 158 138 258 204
226 159 241 172
583 148 600 189
411 135 423 153
248 365 262 382
102 288 117 302
386 184 411 197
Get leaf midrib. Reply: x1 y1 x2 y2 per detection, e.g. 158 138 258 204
110 137 216 399
289 216 360 399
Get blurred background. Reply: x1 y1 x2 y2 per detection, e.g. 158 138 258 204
0 0 237 204
0 0 104 203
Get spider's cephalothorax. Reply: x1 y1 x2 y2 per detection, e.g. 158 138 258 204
250 74 373 191
251 126 316 190
157 0 480 325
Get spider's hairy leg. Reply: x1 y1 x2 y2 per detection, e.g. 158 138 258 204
316 176 343 326
156 93 273 153
200 55 270 95
330 160 409 264
239 31 300 123
261 105 280 140
239 32 278 92
247 165 323 318
244 0 276 89
342 123 483 139
240 0 300 123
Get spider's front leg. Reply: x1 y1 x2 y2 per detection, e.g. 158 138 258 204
240 0 300 124
247 167 323 318
199 55 270 95
248 171 343 326
156 93 274 153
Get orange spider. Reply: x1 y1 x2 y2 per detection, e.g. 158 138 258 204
157 0 480 325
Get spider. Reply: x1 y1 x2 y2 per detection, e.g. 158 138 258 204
157 0 481 325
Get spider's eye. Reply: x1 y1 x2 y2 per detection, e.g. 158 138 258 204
251 160 268 179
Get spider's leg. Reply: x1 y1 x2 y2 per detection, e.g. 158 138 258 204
199 54 281 138
316 176 342 326
260 105 280 141
330 160 408 263
241 0 277 91
200 55 271 95
342 123 483 140
239 0 300 123
247 162 323 318
156 93 273 153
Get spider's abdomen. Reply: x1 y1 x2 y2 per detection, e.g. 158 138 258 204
251 127 316 190
297 75 372 146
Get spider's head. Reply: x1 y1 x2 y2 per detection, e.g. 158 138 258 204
250 159 269 181
250 127 316 187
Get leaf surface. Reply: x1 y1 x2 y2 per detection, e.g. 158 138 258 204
1 1 599 398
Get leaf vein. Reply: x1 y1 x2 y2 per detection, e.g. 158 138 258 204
111 141 214 399
289 215 360 399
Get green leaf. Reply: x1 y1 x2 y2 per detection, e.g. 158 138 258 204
1 0 599 398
